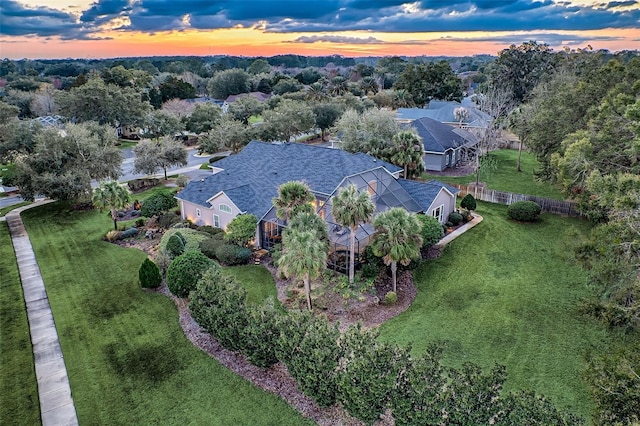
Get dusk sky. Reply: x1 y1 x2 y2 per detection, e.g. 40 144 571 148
1 0 639 59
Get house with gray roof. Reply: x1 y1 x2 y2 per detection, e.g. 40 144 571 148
409 117 478 172
176 141 458 270
397 98 491 129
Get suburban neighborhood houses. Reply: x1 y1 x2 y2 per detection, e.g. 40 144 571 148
2 29 639 426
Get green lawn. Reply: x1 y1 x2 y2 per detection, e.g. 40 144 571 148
379 202 625 419
21 203 312 426
0 201 32 218
0 222 41 426
117 140 139 149
221 265 279 306
424 149 565 200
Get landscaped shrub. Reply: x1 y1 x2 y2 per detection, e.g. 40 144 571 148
448 211 463 226
241 299 280 368
155 249 171 273
189 267 249 351
383 291 398 305
337 326 410 425
215 244 252 266
198 225 224 236
445 221 454 228
175 175 188 187
120 227 138 239
460 193 477 211
279 314 343 407
269 243 283 267
508 201 542 222
460 209 472 223
166 234 185 259
105 230 122 242
166 251 214 298
139 258 162 288
141 190 177 217
417 214 445 248
225 214 257 247
134 218 145 228
360 263 379 279
159 228 210 253
158 212 180 229
199 237 225 259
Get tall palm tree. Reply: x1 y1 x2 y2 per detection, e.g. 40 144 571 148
331 184 375 285
390 131 424 178
272 181 315 223
288 211 329 250
92 181 131 230
278 230 327 310
371 208 423 293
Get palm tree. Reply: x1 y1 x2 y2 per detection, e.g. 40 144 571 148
288 211 329 250
278 230 327 310
331 184 375 285
390 131 424 178
371 208 423 293
272 181 315 223
92 181 131 230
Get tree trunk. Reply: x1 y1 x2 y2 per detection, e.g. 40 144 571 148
111 209 118 230
349 228 356 285
404 164 408 178
163 166 168 180
304 274 312 310
517 139 523 172
391 261 397 293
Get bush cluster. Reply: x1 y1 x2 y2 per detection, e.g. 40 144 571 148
448 211 463 226
188 274 583 425
417 214 444 248
141 190 177 217
508 201 542 222
383 291 398 305
158 212 181 229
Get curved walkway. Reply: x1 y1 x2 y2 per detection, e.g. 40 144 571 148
6 200 79 426
436 213 484 247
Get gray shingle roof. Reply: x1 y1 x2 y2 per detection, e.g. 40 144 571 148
410 117 468 153
176 141 403 219
397 179 457 211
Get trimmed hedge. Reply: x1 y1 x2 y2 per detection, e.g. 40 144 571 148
166 251 214 298
215 244 252 266
507 201 542 222
417 214 444 248
166 234 185 259
460 193 477 211
448 211 463 226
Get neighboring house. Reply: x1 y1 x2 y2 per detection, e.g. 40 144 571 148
397 97 491 129
410 117 478 172
186 96 228 113
176 141 458 271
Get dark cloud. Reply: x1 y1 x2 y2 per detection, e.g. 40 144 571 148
0 0 91 39
1 0 638 41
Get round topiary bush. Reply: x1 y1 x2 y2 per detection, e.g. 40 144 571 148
460 193 477 211
448 211 463 226
215 244 252 266
166 251 214 298
166 234 185 259
507 201 542 222
139 258 162 288
417 214 445 248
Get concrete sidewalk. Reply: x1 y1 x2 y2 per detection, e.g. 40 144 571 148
6 200 79 426
436 213 484 247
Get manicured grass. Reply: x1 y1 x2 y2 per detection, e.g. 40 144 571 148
424 149 565 200
117 140 139 149
0 222 41 426
0 201 32 218
221 265 279 306
21 203 312 426
199 163 211 170
378 202 626 419
248 115 262 125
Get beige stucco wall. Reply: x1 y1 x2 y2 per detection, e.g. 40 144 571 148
179 192 240 229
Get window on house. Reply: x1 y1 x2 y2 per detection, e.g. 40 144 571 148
196 208 201 217
432 205 444 223
213 214 220 228
219 204 232 214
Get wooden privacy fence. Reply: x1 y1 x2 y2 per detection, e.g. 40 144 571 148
452 184 585 217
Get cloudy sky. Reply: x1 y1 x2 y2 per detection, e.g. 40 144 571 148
1 0 638 59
